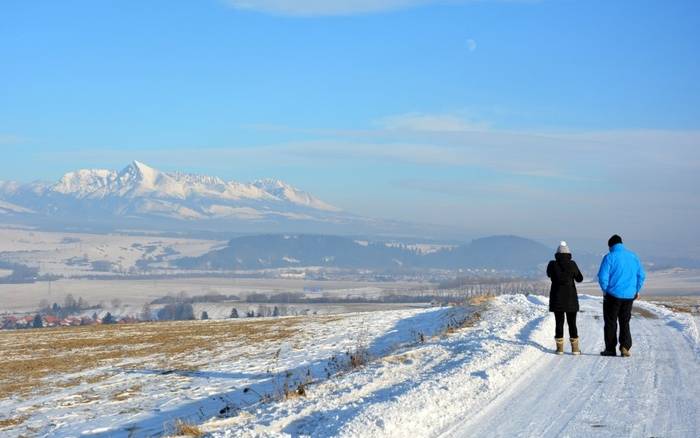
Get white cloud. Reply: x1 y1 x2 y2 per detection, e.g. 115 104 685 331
224 0 537 16
378 112 489 132
54 120 699 189
225 0 435 16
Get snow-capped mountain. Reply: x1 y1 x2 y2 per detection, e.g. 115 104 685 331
0 161 350 229
51 161 282 203
252 178 340 212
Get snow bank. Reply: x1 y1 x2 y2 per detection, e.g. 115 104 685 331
637 299 700 359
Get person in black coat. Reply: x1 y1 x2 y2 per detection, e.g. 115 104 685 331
547 241 584 355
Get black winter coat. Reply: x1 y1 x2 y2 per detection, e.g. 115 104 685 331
547 253 584 312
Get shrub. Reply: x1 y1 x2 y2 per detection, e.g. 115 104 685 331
173 419 203 437
157 303 195 321
32 314 43 328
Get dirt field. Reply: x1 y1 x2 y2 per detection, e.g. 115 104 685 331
0 317 312 400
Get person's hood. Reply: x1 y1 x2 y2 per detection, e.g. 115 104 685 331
610 243 625 253
555 252 572 262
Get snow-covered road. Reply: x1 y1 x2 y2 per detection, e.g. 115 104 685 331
444 296 700 438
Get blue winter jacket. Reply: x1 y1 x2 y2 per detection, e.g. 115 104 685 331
597 243 646 299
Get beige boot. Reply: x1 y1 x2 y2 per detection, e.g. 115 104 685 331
570 338 581 355
555 338 564 355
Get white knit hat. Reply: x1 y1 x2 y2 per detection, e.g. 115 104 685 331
557 241 571 254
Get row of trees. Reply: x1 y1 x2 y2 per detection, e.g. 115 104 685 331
26 311 118 329
150 292 241 305
230 305 288 318
38 294 98 318
437 277 548 295
147 285 546 310
156 303 195 321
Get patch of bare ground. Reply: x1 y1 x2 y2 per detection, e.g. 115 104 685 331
0 416 27 430
0 317 312 400
111 384 143 402
469 295 495 307
317 315 345 324
642 296 700 315
632 307 658 319
171 419 204 437
440 295 492 336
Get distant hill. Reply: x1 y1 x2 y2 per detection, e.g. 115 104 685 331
175 234 418 271
424 235 552 272
174 234 588 274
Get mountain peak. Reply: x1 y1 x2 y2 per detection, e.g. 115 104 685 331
253 178 288 190
0 162 344 221
131 160 154 172
253 179 340 212
121 160 158 180
52 167 118 199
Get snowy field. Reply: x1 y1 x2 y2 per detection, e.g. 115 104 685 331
1 294 698 437
0 306 469 436
0 277 424 313
0 227 224 277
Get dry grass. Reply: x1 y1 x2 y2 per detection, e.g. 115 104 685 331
665 305 695 314
284 383 307 399
441 294 493 334
348 347 369 369
111 384 143 402
172 419 204 437
469 295 495 306
318 315 345 324
443 311 481 335
0 317 304 400
642 296 700 315
632 307 658 319
461 311 482 328
0 416 27 429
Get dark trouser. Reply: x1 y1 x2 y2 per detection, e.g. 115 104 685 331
554 311 578 338
603 294 634 351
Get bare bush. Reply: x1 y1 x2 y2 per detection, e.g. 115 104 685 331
172 419 203 437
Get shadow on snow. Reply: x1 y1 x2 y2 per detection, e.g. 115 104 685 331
85 307 465 437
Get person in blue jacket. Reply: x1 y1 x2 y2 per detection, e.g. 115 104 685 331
598 234 646 357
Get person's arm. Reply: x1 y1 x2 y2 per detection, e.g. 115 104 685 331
546 261 554 279
636 256 646 293
572 261 584 283
597 255 610 294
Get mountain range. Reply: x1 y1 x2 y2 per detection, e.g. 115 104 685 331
0 161 376 233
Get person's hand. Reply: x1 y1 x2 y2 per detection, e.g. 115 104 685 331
634 293 639 300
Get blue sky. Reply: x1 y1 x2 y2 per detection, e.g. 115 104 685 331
1 0 699 250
